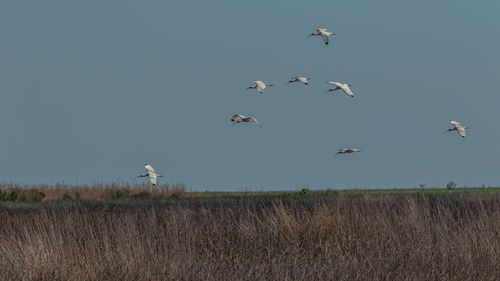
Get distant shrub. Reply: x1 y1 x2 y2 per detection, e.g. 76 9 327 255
446 181 457 190
62 193 72 200
299 188 310 195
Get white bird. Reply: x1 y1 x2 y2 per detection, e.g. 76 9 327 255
307 28 335 45
288 76 310 85
336 148 361 155
446 120 468 138
246 80 273 93
325 81 355 97
231 114 261 127
137 164 163 185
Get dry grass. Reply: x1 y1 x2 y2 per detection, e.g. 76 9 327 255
0 193 499 280
0 182 190 201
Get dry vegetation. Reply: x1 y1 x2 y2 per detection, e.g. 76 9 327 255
0 182 190 202
0 190 499 281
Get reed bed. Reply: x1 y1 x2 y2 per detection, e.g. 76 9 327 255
0 192 498 280
0 182 189 202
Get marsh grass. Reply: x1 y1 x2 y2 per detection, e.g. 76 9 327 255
0 182 190 202
0 183 498 203
0 191 499 280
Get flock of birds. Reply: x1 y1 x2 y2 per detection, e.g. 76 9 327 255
137 27 470 186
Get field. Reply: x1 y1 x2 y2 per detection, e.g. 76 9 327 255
0 184 499 280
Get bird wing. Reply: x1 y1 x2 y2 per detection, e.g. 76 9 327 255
321 33 329 44
250 118 261 127
148 173 157 185
255 81 265 87
254 81 265 93
342 86 355 97
145 164 156 174
231 114 244 122
450 120 463 128
456 127 467 138
298 77 308 84
327 81 342 87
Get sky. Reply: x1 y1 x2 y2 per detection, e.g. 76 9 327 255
0 0 499 191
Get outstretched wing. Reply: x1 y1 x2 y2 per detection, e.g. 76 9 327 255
450 121 467 138
456 127 466 138
254 81 265 87
253 81 264 93
231 114 244 122
297 77 309 84
144 164 158 185
321 33 329 44
343 86 355 97
327 81 342 87
145 164 156 174
450 120 463 127
250 118 262 127
148 173 157 185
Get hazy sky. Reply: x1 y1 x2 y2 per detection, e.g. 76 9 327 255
0 0 498 191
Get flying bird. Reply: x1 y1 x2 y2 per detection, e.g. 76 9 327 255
231 114 261 127
246 80 273 93
325 81 355 97
446 120 468 138
288 76 310 85
307 28 335 45
137 164 163 185
336 148 361 155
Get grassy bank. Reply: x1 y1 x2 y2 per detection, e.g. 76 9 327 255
1 182 499 204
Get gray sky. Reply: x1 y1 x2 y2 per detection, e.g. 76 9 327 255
1 0 498 191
